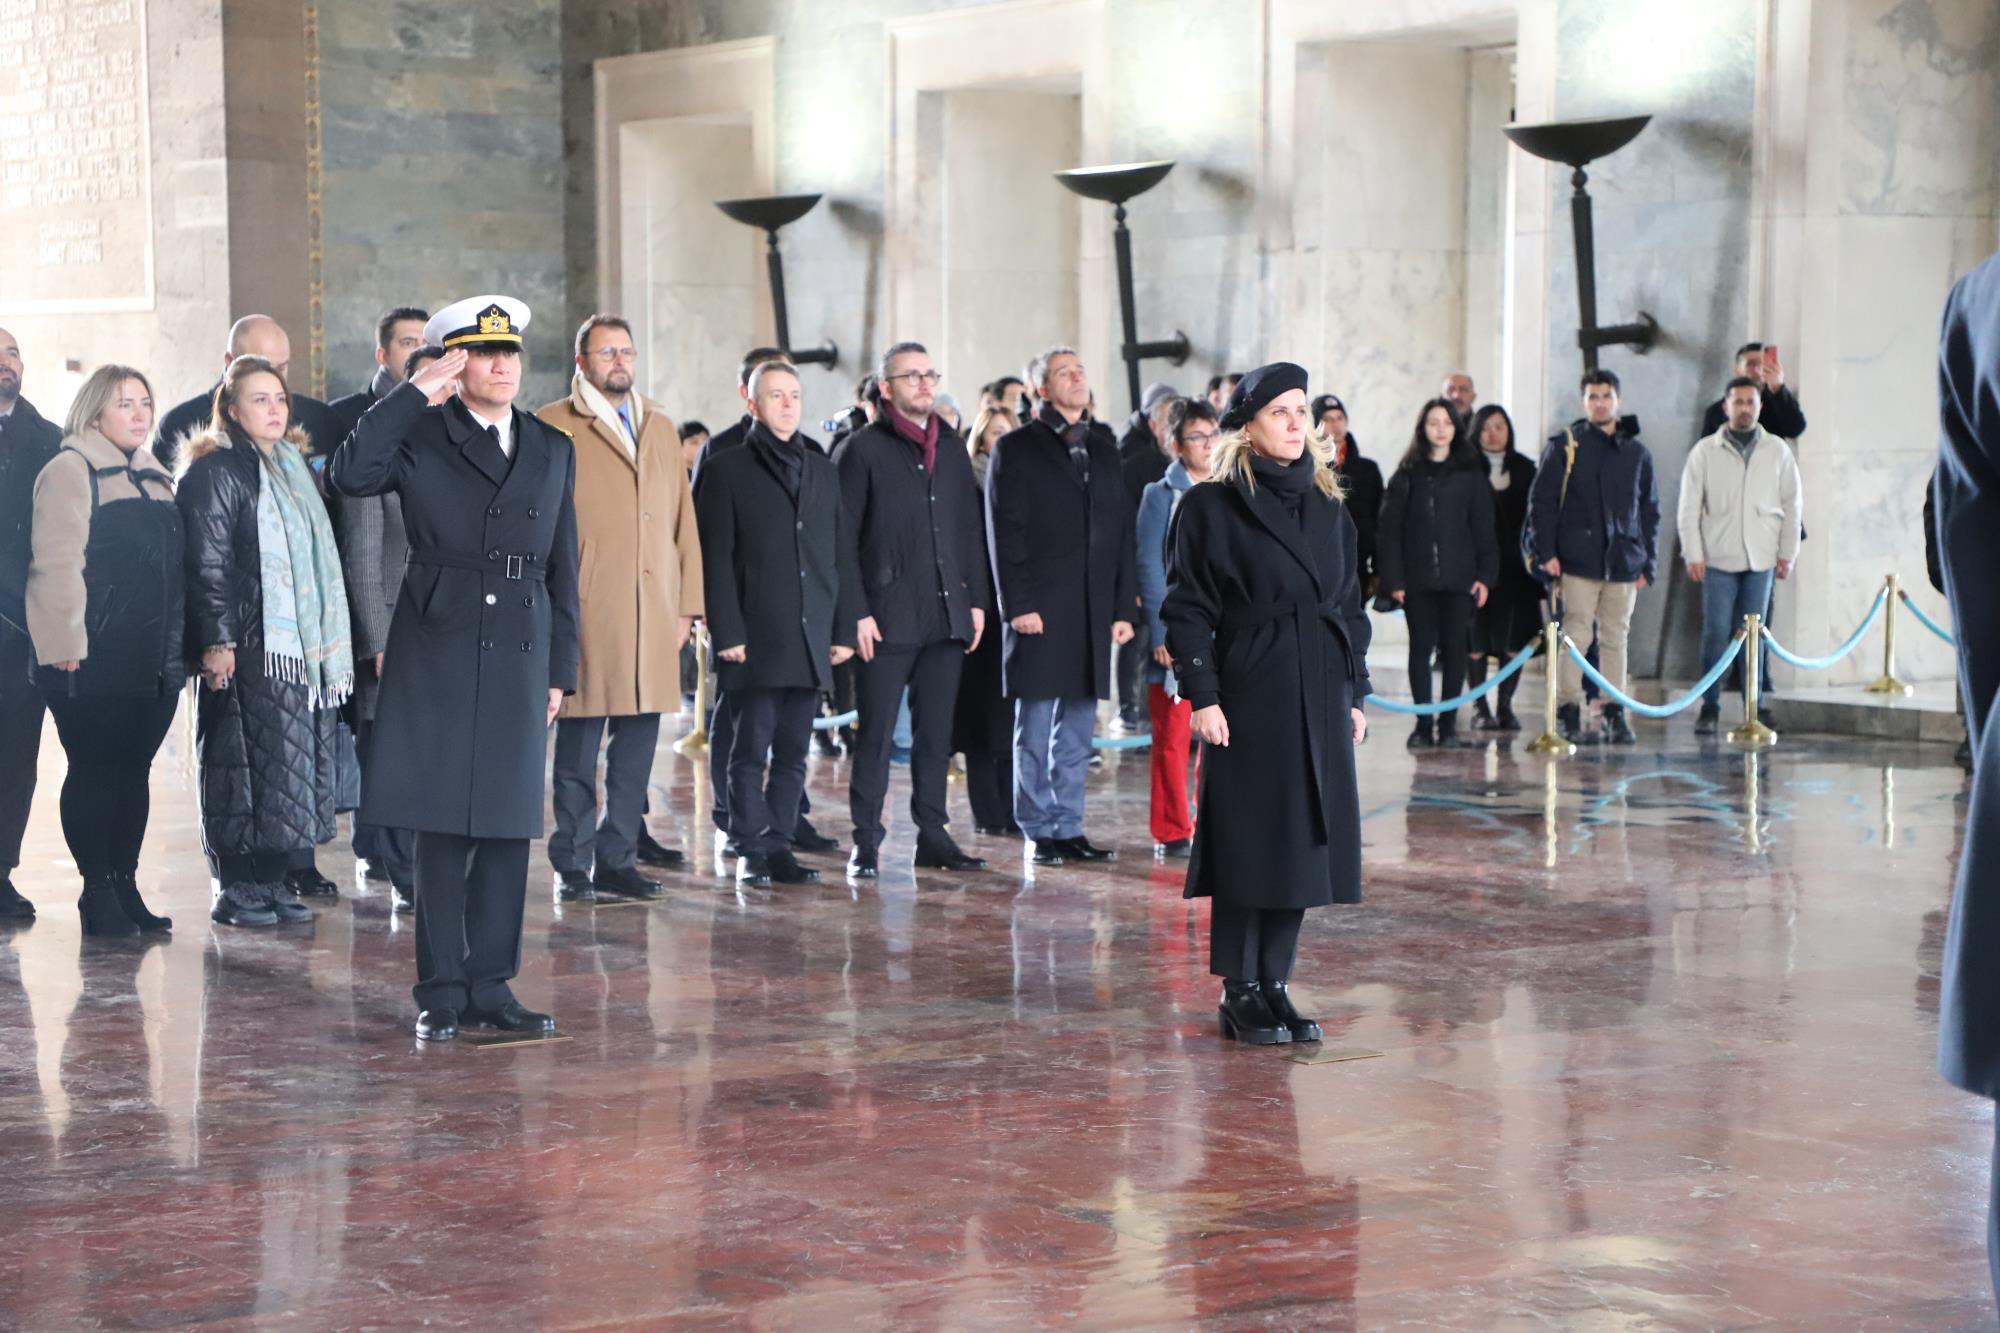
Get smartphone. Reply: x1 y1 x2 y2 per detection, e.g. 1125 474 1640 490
1764 344 1779 367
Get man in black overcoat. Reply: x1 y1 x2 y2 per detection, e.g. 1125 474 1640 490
985 345 1137 865
1935 250 2000 1309
0 327 61 919
694 360 861 888
327 294 579 1042
835 341 990 879
154 315 341 474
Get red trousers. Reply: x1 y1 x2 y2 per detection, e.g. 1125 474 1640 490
1148 683 1199 844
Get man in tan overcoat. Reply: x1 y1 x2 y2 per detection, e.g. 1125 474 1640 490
536 314 702 901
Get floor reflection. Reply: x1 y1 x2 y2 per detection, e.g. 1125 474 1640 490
0 715 1989 1327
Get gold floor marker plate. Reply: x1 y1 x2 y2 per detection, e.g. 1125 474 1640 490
464 1032 573 1050
587 898 656 910
1283 1046 1385 1066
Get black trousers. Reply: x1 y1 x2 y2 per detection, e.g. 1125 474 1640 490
725 686 816 855
549 713 659 874
0 670 45 872
354 717 414 891
1404 589 1473 707
850 640 962 852
1114 621 1150 722
1466 651 1522 711
412 831 527 1014
1209 902 1307 982
963 751 1015 829
43 692 176 878
710 686 812 836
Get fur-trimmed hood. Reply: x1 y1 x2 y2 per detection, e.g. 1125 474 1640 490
176 421 313 478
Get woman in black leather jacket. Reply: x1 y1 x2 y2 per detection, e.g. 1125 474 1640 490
1378 399 1498 748
177 356 353 928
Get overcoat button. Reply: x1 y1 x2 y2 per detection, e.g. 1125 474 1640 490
528 507 539 518
521 641 533 651
484 593 496 606
481 639 493 650
524 596 535 607
487 549 499 560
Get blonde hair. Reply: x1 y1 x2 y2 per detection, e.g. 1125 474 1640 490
1208 422 1346 501
64 364 155 440
966 404 1016 459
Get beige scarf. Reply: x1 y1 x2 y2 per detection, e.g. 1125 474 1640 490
573 371 643 458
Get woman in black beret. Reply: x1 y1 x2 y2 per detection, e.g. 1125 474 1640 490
1161 362 1372 1046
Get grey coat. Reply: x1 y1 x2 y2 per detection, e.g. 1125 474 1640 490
330 488 409 721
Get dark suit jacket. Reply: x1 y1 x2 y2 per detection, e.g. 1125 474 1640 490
693 424 860 693
1936 252 2000 1097
325 384 580 839
0 397 62 675
984 414 1138 700
834 417 990 648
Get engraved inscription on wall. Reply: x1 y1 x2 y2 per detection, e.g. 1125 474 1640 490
0 0 151 311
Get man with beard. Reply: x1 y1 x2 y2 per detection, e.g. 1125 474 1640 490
0 328 61 918
536 314 702 901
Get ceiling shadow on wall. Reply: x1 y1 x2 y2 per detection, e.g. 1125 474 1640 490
1194 166 1252 375
830 199 881 375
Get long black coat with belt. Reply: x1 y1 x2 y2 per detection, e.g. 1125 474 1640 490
985 416 1138 700
833 417 990 646
1162 466 1372 910
693 424 861 693
325 383 580 840
1935 251 2000 1098
178 433 340 856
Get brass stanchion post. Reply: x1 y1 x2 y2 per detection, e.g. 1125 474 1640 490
1525 620 1575 757
674 622 712 756
1726 616 1776 749
1864 573 1914 696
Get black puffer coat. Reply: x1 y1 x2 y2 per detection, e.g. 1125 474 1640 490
1377 457 1499 597
177 430 338 857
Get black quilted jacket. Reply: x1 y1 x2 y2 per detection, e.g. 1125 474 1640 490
177 435 337 857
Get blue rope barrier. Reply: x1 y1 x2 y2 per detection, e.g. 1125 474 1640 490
812 709 858 731
1759 589 1887 669
1092 734 1153 750
1561 633 1744 718
1366 639 1541 716
1899 591 1956 646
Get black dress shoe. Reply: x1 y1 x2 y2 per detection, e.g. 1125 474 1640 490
392 885 416 914
1029 839 1071 866
737 853 774 887
975 824 1022 838
556 870 595 902
284 866 339 898
847 846 879 879
1155 838 1192 859
592 864 665 899
1217 979 1291 1045
362 859 391 883
415 1009 458 1041
462 1001 555 1034
1060 836 1115 861
0 876 35 919
1496 705 1522 732
635 830 686 868
791 821 840 854
767 850 820 884
1260 980 1322 1042
914 842 986 872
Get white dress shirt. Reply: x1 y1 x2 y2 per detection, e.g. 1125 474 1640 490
463 402 514 460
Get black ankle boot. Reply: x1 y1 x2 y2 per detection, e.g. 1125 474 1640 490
1217 979 1291 1045
111 872 172 933
1471 698 1496 731
1557 703 1588 744
1259 981 1322 1042
1602 702 1637 746
79 875 139 938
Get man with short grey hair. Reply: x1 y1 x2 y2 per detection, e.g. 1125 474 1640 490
986 345 1137 865
834 341 991 878
1442 371 1477 420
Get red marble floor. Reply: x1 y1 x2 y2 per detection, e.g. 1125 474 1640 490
0 697 1992 1329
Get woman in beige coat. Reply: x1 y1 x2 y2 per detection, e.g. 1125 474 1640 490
535 315 703 899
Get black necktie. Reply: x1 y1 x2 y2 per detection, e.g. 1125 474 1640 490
1063 423 1089 482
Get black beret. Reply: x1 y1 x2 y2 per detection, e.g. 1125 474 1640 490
1219 362 1309 432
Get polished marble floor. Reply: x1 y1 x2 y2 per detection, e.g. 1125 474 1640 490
0 694 1992 1329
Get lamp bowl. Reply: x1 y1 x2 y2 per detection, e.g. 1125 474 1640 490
1053 161 1175 205
714 193 824 232
1502 115 1651 168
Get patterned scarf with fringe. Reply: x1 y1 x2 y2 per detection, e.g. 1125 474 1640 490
256 438 353 706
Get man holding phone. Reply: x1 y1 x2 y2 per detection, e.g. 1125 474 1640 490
1701 342 1808 441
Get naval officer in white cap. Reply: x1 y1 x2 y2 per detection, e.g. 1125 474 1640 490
328 294 580 1042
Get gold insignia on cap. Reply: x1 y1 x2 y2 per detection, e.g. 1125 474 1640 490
478 305 511 336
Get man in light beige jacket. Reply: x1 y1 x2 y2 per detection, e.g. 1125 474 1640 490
536 315 702 900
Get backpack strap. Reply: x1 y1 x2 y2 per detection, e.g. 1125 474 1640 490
1558 427 1579 509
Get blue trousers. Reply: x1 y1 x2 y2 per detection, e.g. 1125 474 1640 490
1701 567 1776 706
1012 696 1096 841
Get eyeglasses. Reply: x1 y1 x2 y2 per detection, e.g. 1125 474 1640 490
885 370 942 387
1180 430 1220 447
589 347 638 363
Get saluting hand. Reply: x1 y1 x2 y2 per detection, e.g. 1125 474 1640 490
411 348 468 407
1191 705 1229 748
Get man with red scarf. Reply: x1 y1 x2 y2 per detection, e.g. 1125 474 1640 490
834 341 992 879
